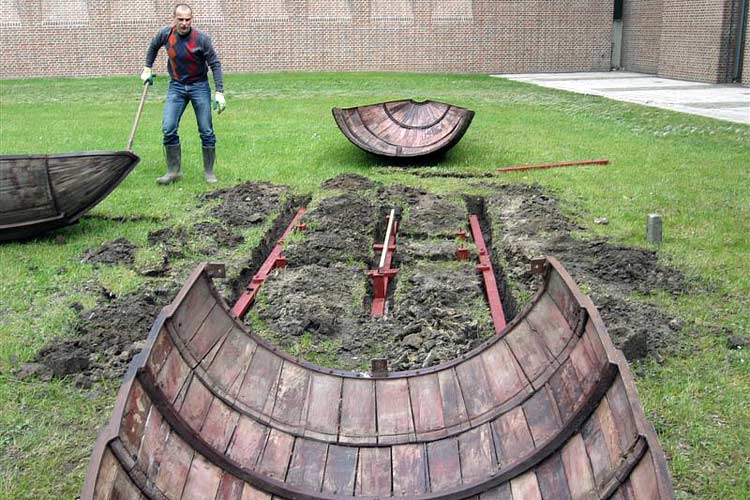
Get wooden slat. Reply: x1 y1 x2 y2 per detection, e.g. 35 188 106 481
304 372 342 441
155 346 191 405
188 304 235 363
226 416 269 469
241 483 272 500
561 434 597 500
595 396 623 464
392 443 428 496
607 377 639 454
438 367 470 433
456 355 495 420
236 347 283 419
145 327 175 379
286 438 327 490
427 438 462 492
181 453 223 499
256 428 294 482
479 483 513 500
505 319 554 384
110 464 144 499
459 423 497 483
546 270 579 329
172 276 215 343
582 404 615 489
492 406 534 468
200 397 240 454
548 359 584 422
178 376 214 431
510 470 543 499
569 326 604 388
409 373 447 439
376 378 415 444
271 361 311 432
206 327 257 394
535 453 573 500
481 339 529 409
322 444 358 495
630 450 660 500
153 432 194 499
215 472 245 500
119 379 152 458
136 406 169 478
92 448 120 500
526 294 573 357
523 385 562 446
339 378 376 444
355 446 392 496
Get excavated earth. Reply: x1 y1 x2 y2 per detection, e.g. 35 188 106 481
23 176 690 386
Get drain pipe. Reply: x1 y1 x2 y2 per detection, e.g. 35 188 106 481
735 0 748 82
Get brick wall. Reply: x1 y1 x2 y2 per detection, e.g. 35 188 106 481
621 0 662 74
622 0 749 85
0 0 613 79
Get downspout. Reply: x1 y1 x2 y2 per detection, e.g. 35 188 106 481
735 0 748 81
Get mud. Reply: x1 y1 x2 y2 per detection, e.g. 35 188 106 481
30 177 689 385
81 237 138 266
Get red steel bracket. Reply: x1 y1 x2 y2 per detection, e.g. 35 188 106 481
469 214 507 333
369 209 399 317
230 207 307 319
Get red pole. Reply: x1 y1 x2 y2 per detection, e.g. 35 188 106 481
469 215 507 333
497 159 609 173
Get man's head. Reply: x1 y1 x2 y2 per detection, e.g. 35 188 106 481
173 4 193 35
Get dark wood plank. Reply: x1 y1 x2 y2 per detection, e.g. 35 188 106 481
119 380 152 458
480 482 513 500
93 447 120 500
240 483 272 500
376 378 414 444
153 431 194 499
427 438 462 492
226 415 269 470
459 423 497 483
607 377 639 454
491 406 534 468
177 376 214 431
110 463 143 499
536 453 573 500
355 446 392 496
456 355 495 420
271 361 311 432
136 406 169 479
215 472 244 500
409 373 447 439
392 443 428 496
582 404 614 489
256 428 294 482
188 304 235 363
144 327 174 379
339 378 376 444
304 372 342 441
200 397 240 454
548 359 584 422
510 470 542 500
481 339 529 409
569 326 603 388
505 319 553 384
286 438 327 490
172 276 214 343
180 453 222 499
595 397 623 465
206 327 257 395
236 347 283 420
438 369 470 433
629 450 660 500
526 294 573 357
155 344 192 405
322 444 358 495
561 434 596 500
546 270 579 329
523 385 562 447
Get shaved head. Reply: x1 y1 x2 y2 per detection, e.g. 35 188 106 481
173 3 192 16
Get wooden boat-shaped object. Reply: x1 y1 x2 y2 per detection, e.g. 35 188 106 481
82 256 674 499
332 100 474 158
0 151 139 242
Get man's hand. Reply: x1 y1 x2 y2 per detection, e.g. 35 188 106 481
213 92 226 114
140 67 154 84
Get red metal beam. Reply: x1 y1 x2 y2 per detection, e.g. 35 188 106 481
497 159 609 173
230 207 307 319
469 214 507 333
369 209 399 317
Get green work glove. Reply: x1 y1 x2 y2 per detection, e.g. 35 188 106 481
213 92 226 114
140 67 154 85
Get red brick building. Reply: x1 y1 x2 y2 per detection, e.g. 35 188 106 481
0 1 747 85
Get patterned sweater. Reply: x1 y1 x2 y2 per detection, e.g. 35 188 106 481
145 26 224 92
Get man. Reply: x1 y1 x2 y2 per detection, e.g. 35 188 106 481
141 3 225 184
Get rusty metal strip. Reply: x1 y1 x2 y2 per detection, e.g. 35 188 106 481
369 209 399 317
230 207 307 319
497 159 609 173
469 214 507 333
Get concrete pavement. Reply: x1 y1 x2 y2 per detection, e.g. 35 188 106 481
492 71 750 124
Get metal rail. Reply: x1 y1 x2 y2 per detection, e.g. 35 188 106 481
369 208 399 317
469 214 507 333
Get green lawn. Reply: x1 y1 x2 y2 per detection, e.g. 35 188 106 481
1 73 748 498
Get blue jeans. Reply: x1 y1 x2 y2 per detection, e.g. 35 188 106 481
162 79 215 147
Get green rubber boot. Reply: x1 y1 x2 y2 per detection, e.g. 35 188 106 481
157 144 182 185
203 146 217 184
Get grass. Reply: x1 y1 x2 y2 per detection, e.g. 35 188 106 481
1 72 749 498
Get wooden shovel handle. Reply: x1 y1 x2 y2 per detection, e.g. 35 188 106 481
126 81 151 151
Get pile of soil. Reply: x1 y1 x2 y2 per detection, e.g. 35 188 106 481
81 237 138 266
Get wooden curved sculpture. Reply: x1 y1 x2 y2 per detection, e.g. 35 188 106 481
83 256 673 499
332 100 474 158
0 151 139 242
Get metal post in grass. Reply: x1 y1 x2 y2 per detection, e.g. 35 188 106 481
647 214 663 244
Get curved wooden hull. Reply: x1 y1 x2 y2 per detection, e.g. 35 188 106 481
83 256 673 499
332 100 474 158
0 151 139 242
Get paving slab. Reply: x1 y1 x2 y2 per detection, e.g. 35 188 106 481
492 71 750 124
